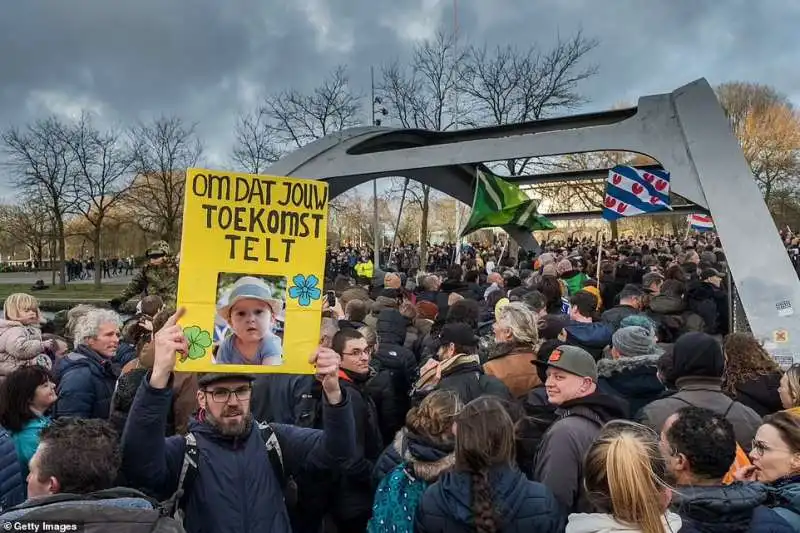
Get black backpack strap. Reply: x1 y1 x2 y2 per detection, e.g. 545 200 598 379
257 422 286 489
159 432 199 520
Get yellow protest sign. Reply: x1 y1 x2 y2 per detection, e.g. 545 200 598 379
175 168 328 374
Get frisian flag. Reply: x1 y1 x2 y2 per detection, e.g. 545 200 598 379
602 165 671 221
688 214 714 232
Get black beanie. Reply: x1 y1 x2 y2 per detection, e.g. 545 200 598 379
672 332 725 378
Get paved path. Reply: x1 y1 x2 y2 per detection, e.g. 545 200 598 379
0 271 136 285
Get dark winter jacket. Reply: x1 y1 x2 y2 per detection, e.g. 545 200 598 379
113 342 138 368
728 372 784 417
647 294 705 343
0 427 23 513
251 373 314 425
673 483 794 533
54 344 121 419
638 377 762 452
533 391 629 514
366 329 416 445
414 465 563 533
0 488 184 532
120 372 356 533
687 282 729 336
596 353 665 415
769 475 800 530
324 372 384 522
372 428 455 488
560 322 613 360
517 387 558 479
600 304 639 332
417 356 511 404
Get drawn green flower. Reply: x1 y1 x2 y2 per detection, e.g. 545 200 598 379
182 326 212 361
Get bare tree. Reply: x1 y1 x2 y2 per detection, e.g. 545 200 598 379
65 113 135 286
263 66 362 149
0 200 50 266
460 31 598 175
2 117 78 287
717 82 800 205
127 116 202 246
379 31 467 268
231 110 282 174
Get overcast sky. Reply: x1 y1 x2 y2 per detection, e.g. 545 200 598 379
1 0 799 192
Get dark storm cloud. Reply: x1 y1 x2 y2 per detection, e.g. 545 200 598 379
0 0 797 183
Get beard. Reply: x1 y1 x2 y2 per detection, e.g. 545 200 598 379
205 406 253 437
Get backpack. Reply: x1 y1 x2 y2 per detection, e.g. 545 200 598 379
367 463 429 533
160 422 296 521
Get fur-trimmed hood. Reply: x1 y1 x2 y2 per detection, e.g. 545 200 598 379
392 428 455 482
596 352 661 379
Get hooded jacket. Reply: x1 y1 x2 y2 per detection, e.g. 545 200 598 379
769 475 800 530
54 345 121 420
533 391 629 514
638 377 761 451
414 466 563 533
561 322 613 360
372 427 455 488
673 483 794 533
483 343 541 399
597 353 665 415
566 512 682 533
0 488 184 532
0 319 48 379
120 373 356 533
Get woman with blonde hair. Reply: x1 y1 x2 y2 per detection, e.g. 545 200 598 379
568 420 682 533
723 333 784 416
484 302 541 398
415 396 562 533
0 293 54 379
779 365 800 415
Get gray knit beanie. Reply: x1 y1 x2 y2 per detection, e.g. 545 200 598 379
612 326 657 357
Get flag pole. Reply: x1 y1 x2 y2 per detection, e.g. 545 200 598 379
596 232 603 281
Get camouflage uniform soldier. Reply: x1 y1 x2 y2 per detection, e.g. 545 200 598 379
110 240 179 309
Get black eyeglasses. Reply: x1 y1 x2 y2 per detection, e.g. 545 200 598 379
203 387 252 403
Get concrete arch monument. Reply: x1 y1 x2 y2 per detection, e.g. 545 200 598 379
266 78 800 364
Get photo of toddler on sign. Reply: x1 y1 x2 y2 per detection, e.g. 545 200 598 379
213 274 286 366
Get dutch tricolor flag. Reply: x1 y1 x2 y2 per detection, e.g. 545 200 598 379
688 214 714 232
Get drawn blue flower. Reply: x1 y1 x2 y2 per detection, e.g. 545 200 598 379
288 274 322 307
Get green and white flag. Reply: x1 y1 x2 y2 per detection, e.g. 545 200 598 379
461 169 555 236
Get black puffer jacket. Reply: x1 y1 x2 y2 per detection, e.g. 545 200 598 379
431 359 511 404
674 483 794 533
729 372 784 417
372 428 455 488
414 466 563 533
596 353 666 415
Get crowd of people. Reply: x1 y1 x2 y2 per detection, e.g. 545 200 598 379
64 256 136 281
0 234 797 532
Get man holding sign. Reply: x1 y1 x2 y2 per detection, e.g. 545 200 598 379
120 308 356 533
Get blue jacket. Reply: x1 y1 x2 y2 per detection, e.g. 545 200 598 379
769 476 800 530
121 372 356 533
10 416 50 480
414 466 563 533
54 345 121 420
674 483 794 533
0 428 24 514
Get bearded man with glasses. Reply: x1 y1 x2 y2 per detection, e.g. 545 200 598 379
120 308 356 533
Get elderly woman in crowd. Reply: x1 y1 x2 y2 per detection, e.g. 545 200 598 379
53 308 122 419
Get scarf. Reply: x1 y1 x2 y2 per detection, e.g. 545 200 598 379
413 353 481 392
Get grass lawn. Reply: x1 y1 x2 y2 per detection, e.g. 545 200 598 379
0 283 125 301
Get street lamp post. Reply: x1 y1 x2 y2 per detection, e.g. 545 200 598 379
370 66 387 270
